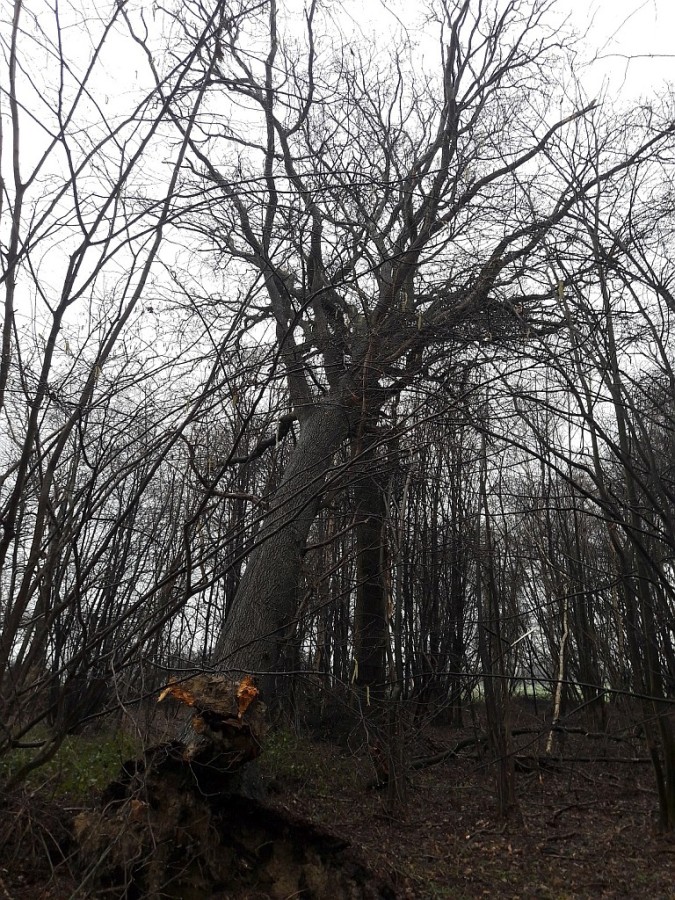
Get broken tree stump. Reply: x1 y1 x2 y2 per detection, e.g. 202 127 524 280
74 675 395 899
157 673 268 777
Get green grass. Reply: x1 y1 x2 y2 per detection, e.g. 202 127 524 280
260 727 322 781
260 727 360 793
2 724 358 803
0 727 139 800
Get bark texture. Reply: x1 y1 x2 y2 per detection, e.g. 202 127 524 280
214 402 353 686
353 438 388 701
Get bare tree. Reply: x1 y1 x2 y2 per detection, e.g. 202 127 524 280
0 0 246 777
161 0 675 695
511 104 675 827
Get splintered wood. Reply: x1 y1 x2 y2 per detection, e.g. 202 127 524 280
236 674 258 719
157 674 268 764
75 675 396 899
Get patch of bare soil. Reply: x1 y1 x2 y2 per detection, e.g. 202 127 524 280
292 753 675 899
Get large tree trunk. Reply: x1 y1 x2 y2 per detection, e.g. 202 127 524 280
214 401 353 690
353 436 388 703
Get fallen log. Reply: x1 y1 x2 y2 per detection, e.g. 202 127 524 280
408 725 644 774
75 675 395 899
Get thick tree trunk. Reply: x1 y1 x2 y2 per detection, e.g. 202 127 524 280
353 437 388 703
214 402 353 689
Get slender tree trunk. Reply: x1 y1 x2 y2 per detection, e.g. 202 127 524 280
478 436 519 820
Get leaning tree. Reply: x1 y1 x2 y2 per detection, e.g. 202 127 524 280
146 0 675 695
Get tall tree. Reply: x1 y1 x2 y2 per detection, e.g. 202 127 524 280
165 0 675 685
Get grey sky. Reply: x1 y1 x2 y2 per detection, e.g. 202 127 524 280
569 0 674 99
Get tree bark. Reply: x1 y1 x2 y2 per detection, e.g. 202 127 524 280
214 401 353 691
353 436 388 703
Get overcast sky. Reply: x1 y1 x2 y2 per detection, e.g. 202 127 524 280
568 0 674 100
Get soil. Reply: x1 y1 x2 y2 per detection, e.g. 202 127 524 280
1 701 674 898
281 737 675 899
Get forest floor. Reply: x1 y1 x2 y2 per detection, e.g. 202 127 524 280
279 736 675 898
1 701 674 898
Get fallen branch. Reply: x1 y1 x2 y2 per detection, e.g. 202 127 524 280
409 725 642 773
